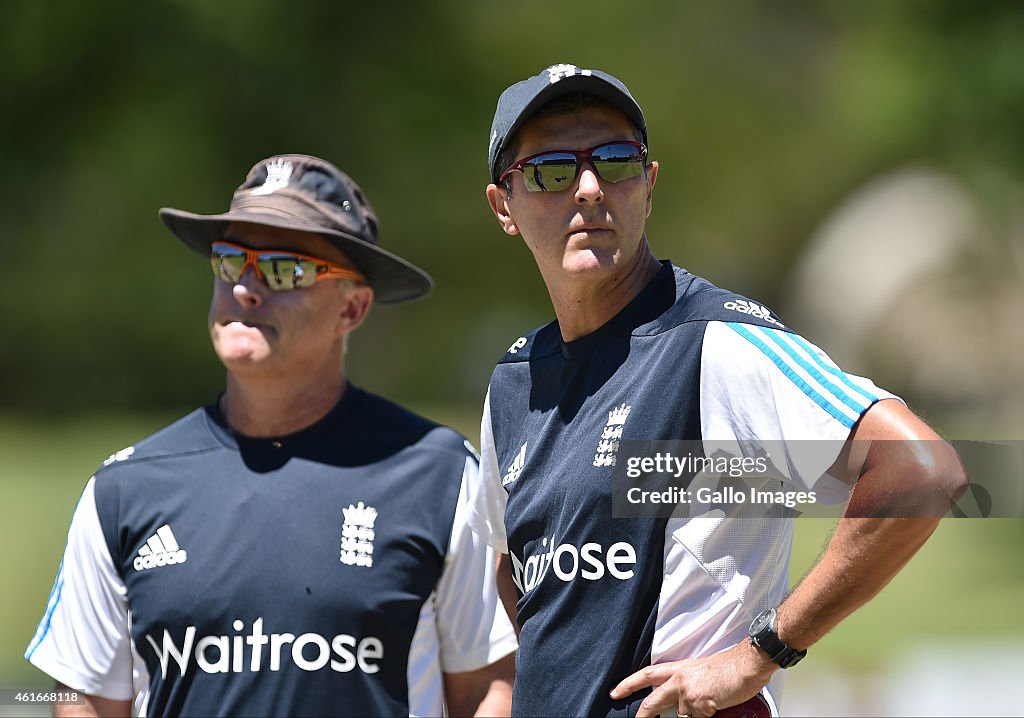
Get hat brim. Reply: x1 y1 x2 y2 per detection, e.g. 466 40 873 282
159 208 433 304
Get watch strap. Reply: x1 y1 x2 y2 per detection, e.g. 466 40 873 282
749 609 807 668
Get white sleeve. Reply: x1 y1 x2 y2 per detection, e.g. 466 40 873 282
25 477 135 700
700 321 901 494
464 389 510 553
434 454 517 673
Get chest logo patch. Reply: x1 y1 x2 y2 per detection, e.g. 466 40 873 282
340 502 377 567
503 441 528 486
593 403 630 468
134 524 188 571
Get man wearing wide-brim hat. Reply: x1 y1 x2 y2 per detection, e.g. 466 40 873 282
26 154 516 717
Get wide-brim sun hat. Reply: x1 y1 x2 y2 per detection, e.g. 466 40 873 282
160 154 433 303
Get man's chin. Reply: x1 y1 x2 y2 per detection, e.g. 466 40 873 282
562 249 621 275
213 341 273 369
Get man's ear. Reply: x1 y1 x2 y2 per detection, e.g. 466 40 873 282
486 184 520 236
644 161 659 219
336 284 374 338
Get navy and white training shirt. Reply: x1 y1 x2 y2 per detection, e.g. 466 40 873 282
467 262 898 717
27 385 517 717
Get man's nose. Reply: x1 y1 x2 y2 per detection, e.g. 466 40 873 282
231 265 265 307
575 163 603 204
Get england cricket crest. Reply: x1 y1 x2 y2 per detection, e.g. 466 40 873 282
251 158 293 196
340 501 377 567
593 403 630 468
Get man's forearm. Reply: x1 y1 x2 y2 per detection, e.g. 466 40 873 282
443 653 515 717
777 516 938 649
495 553 520 638
471 655 515 717
775 402 966 651
54 683 130 718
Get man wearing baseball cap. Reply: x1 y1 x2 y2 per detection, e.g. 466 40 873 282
467 64 966 716
26 154 516 717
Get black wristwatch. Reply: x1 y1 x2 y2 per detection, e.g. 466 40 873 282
747 608 806 668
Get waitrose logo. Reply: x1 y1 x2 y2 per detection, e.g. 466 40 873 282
145 618 383 677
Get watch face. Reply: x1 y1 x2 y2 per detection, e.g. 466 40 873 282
749 608 775 638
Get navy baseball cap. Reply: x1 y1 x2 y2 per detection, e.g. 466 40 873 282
487 63 648 183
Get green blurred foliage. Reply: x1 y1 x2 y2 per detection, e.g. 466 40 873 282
1 0 1022 416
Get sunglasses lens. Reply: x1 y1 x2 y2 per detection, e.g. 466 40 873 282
517 144 645 192
592 143 646 183
522 153 578 192
211 245 248 282
256 256 318 291
209 242 347 291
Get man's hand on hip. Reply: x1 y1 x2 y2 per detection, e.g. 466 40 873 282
610 641 775 718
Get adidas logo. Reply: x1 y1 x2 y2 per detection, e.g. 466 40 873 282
724 299 784 327
134 524 187 571
503 442 528 486
103 446 135 466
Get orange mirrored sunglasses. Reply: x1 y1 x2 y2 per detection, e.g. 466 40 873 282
210 241 364 292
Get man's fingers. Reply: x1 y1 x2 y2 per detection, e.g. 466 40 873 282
633 682 679 718
609 663 676 699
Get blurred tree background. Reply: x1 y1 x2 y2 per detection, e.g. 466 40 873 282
2 1 1023 713
2 0 1022 419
